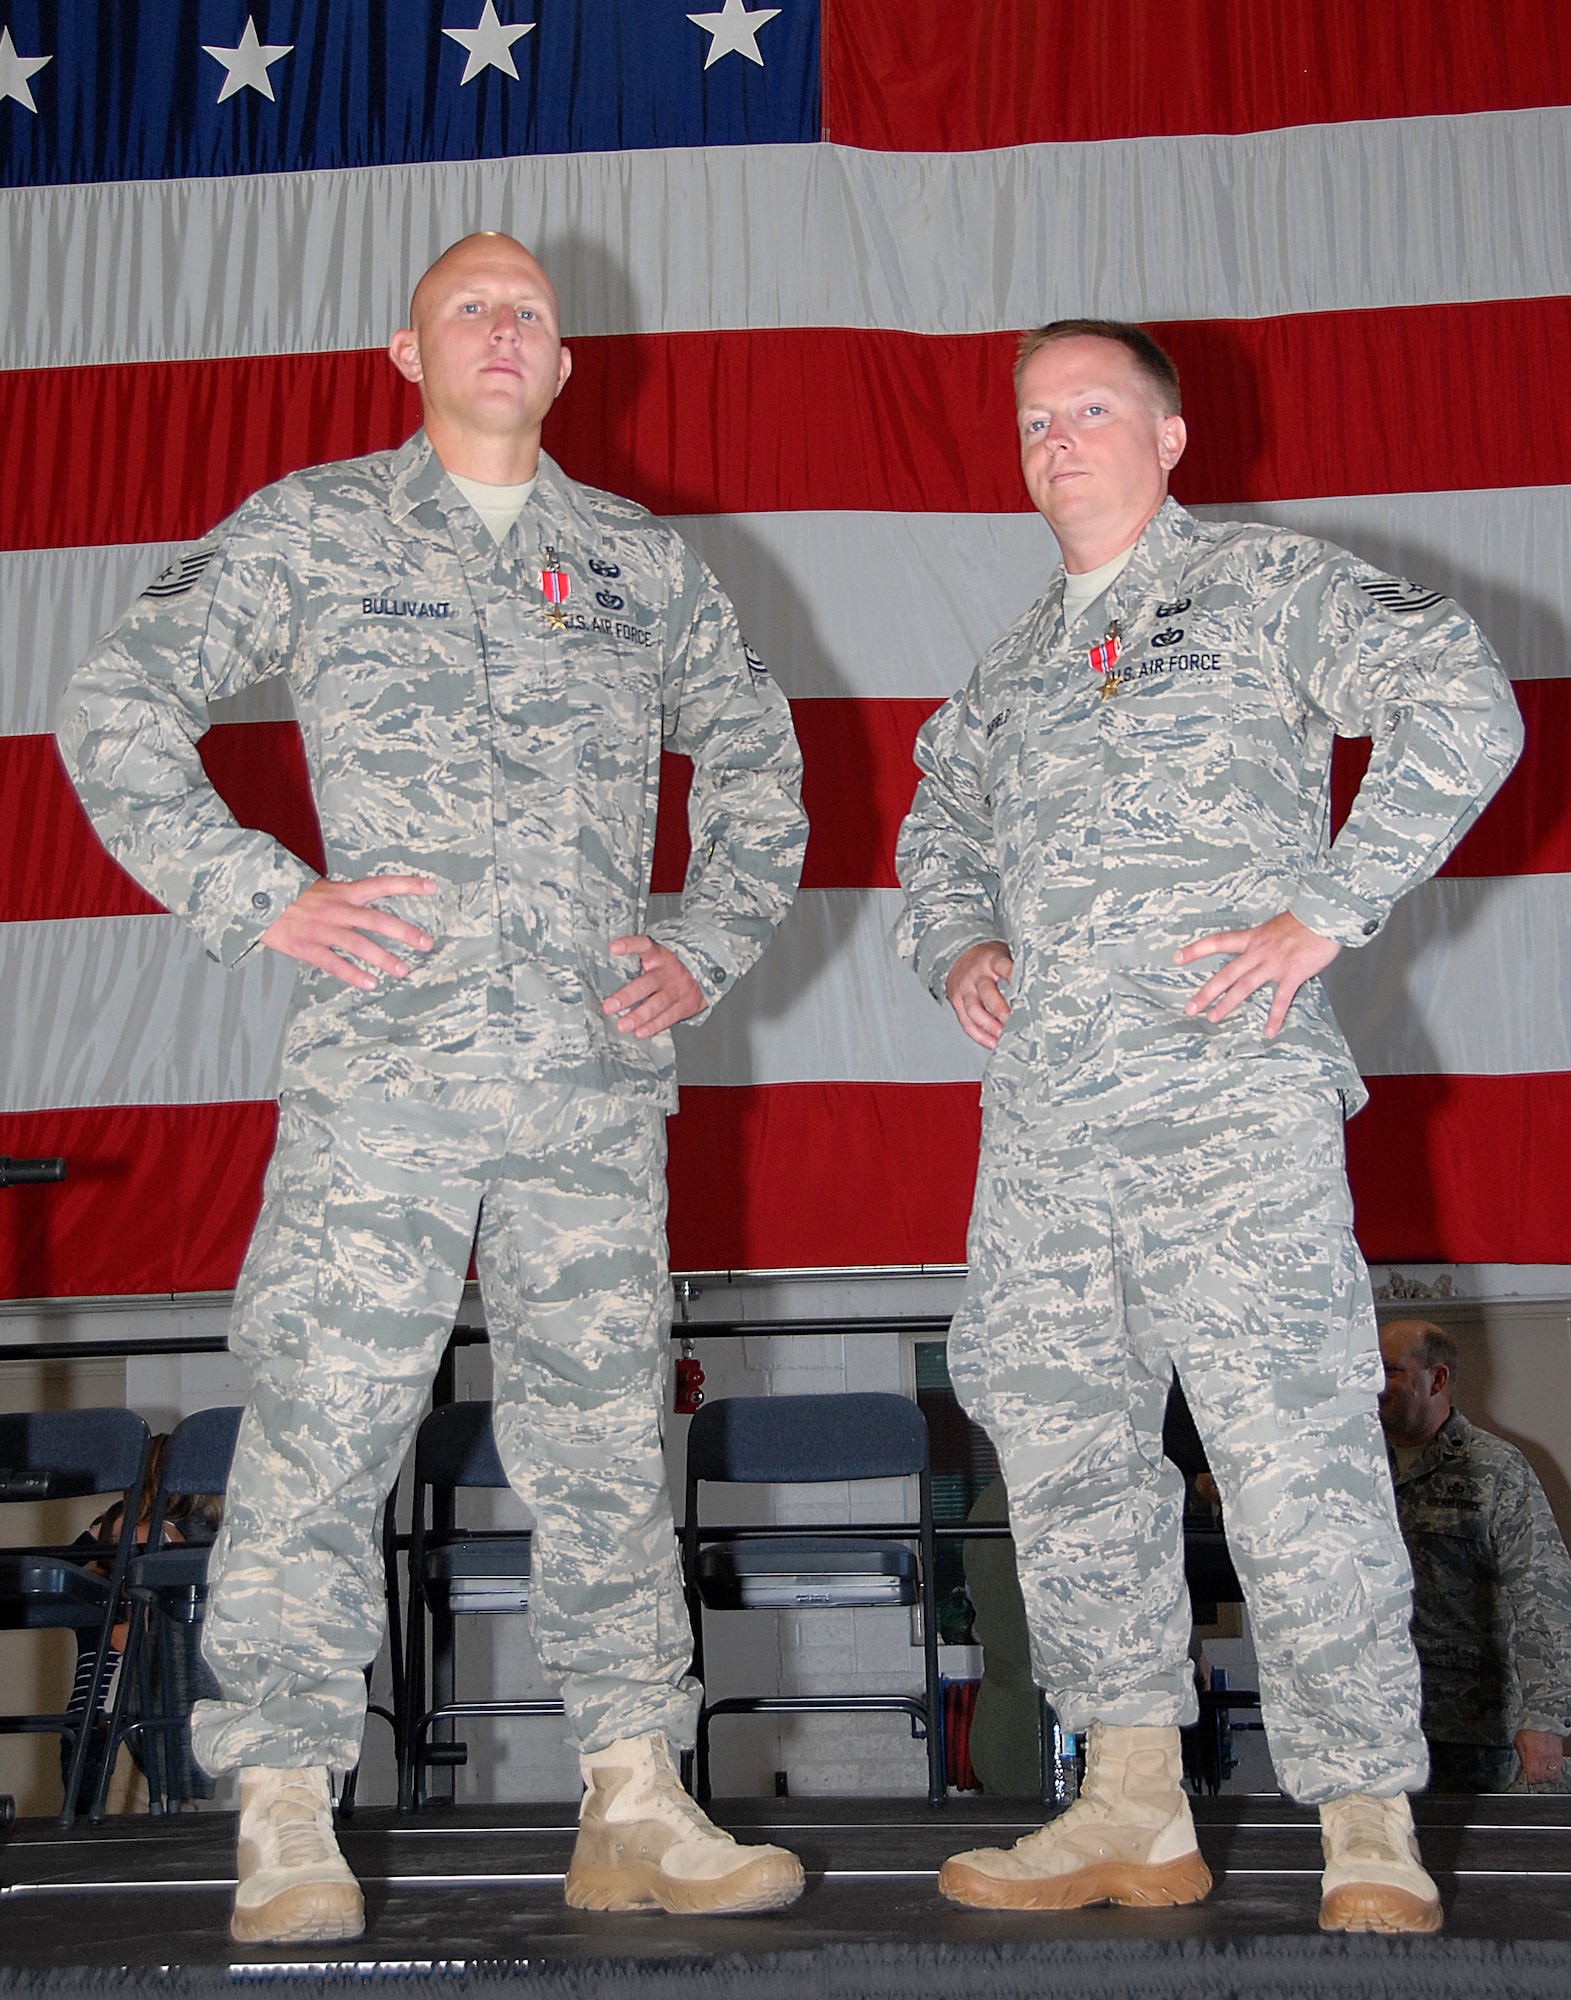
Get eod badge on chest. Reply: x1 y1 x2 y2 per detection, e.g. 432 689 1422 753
1092 597 1226 702
536 545 656 649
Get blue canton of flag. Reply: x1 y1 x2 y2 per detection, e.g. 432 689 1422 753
0 0 820 187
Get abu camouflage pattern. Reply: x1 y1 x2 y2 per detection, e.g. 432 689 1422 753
1393 1410 1571 1749
895 496 1522 1105
58 434 806 1770
896 496 1521 1802
191 1068 698 1771
949 1060 1429 1803
59 434 807 1103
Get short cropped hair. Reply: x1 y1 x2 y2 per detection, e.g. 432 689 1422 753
1406 1323 1460 1377
1014 320 1182 416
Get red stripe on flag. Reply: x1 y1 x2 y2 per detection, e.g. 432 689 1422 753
0 1100 276 1298
5 1073 1571 1297
1329 677 1568 879
1349 1073 1571 1265
5 680 1558 924
0 735 162 922
823 0 1571 148
0 726 325 921
667 1082 981 1271
8 301 1571 549
0 1086 982 1297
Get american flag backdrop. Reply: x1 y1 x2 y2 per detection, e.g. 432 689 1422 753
2 0 1570 1300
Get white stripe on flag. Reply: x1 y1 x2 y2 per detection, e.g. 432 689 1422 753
1325 873 1571 1079
7 485 1570 734
5 878 1570 1114
6 111 1571 370
0 915 297 1114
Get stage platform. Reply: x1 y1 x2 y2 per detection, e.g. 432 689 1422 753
1 1794 1569 1999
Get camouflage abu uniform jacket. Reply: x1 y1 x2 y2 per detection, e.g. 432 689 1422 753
1393 1411 1571 1745
58 436 807 1108
895 497 1522 1105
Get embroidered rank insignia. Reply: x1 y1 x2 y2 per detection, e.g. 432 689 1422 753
142 547 218 602
1359 577 1445 615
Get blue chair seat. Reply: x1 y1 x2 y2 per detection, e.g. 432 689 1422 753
90 1406 241 1820
125 1544 209 1623
0 1554 111 1626
401 1404 564 1810
696 1536 918 1609
422 1532 533 1615
682 1392 946 1807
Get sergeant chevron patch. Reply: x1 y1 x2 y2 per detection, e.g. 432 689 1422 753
142 548 218 600
1359 577 1445 615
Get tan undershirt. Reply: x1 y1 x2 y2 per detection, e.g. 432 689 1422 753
1062 544 1135 629
448 469 539 543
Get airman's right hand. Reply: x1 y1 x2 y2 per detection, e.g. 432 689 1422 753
261 874 437 990
945 941 1014 1050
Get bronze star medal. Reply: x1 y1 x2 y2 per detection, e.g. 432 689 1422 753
1089 619 1122 700
540 548 571 630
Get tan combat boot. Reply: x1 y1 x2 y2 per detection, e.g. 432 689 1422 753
230 1767 365 1944
939 1722 1212 1910
564 1733 805 1915
1318 1793 1443 1933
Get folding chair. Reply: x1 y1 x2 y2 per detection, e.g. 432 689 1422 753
400 1400 564 1810
90 1405 242 1820
0 1407 150 1826
682 1392 945 1808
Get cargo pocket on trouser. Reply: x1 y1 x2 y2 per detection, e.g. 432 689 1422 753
207 1077 485 1725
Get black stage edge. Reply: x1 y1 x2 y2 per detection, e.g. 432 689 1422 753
2 1795 1569 2000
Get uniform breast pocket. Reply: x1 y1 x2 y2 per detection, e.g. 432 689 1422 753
571 645 661 754
1106 648 1234 809
1407 1499 1490 1555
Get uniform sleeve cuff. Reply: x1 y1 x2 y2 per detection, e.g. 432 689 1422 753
1288 879 1388 950
217 853 321 966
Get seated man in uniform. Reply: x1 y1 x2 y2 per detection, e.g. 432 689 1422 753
58 233 808 1942
1379 1318 1571 1791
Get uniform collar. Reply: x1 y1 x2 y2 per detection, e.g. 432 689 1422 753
526 449 601 546
386 433 598 543
1391 1408 1471 1486
1046 494 1197 636
387 430 449 528
1104 495 1198 616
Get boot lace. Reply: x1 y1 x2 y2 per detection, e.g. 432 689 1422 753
1329 1795 1401 1861
267 1776 336 1869
644 1763 724 1839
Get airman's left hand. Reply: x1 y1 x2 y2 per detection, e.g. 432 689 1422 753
1515 1728 1566 1786
603 935 707 1037
1173 910 1341 1039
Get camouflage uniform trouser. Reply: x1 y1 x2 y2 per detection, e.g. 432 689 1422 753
949 1059 1428 1804
190 1051 700 1775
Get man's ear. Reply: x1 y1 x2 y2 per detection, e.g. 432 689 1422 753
555 343 573 398
1158 413 1187 473
388 327 422 384
1431 1362 1452 1400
